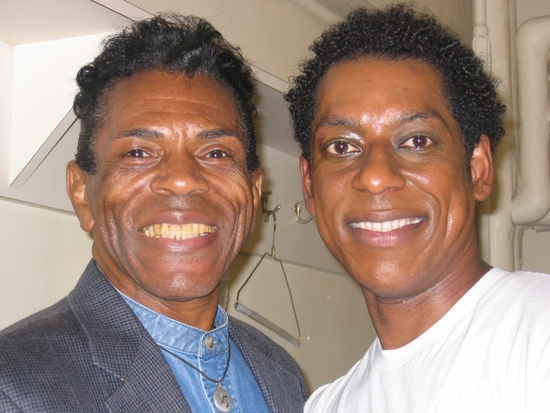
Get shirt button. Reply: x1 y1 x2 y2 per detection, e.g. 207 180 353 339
205 336 215 349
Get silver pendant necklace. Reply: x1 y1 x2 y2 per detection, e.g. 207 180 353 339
160 344 233 412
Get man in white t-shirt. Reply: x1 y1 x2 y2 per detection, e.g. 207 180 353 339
285 4 550 412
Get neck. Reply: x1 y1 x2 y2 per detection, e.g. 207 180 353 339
147 292 221 331
93 255 221 331
123 288 221 330
364 259 491 350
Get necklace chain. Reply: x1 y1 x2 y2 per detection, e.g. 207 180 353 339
160 343 231 385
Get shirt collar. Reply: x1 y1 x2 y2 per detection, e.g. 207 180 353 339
118 291 229 358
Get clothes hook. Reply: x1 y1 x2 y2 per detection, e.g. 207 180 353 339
264 205 281 257
294 201 314 224
234 198 301 347
261 192 272 214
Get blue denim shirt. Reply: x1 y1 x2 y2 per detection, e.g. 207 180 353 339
120 292 270 413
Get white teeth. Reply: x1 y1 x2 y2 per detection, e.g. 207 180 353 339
350 217 422 233
142 223 214 239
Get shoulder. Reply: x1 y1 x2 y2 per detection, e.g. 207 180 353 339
305 347 372 413
0 297 79 351
484 267 550 309
229 316 273 342
0 261 127 410
0 298 91 409
469 269 550 364
0 296 85 368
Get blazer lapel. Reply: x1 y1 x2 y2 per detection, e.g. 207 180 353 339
104 337 192 413
229 318 305 413
68 261 192 413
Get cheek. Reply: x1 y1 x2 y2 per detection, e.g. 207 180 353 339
313 164 351 205
221 180 255 225
311 180 344 236
93 182 140 247
443 185 476 240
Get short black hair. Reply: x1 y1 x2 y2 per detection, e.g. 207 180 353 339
285 4 506 166
73 14 259 174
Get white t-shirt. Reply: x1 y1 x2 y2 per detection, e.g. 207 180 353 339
306 268 550 413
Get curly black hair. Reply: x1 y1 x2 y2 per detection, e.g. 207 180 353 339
285 4 506 167
73 14 259 174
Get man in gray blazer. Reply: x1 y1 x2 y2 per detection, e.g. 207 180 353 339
0 14 306 412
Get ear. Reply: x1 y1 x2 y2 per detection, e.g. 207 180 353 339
299 155 316 216
249 167 264 231
66 161 95 233
470 134 494 202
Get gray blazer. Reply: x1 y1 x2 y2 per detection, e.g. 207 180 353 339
0 260 307 412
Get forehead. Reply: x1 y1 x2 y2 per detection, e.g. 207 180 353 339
313 57 453 131
101 70 242 135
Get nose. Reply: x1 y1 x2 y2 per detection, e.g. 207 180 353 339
351 145 406 194
150 153 210 196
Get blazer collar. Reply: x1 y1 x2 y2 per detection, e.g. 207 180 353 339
68 260 191 412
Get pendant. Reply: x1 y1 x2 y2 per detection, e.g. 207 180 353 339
213 382 232 412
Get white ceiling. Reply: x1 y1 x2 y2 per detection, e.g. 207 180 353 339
0 0 128 45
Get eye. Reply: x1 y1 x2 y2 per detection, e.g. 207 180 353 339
124 149 150 158
325 140 361 156
399 134 434 150
206 149 229 158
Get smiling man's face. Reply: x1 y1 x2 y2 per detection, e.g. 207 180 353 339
67 70 263 318
300 57 492 303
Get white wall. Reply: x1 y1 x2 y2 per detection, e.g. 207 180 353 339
11 34 104 181
0 40 12 185
516 0 550 27
0 198 92 329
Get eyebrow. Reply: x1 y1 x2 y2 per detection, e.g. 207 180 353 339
398 110 444 124
314 117 358 132
398 110 453 131
197 128 243 141
117 128 163 139
314 110 449 132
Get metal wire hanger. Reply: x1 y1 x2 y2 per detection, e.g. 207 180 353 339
234 201 301 348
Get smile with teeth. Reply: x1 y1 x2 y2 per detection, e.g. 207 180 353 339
349 217 422 233
143 223 214 240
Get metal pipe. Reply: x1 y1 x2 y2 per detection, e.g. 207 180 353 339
476 0 516 270
473 0 491 70
511 15 550 225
